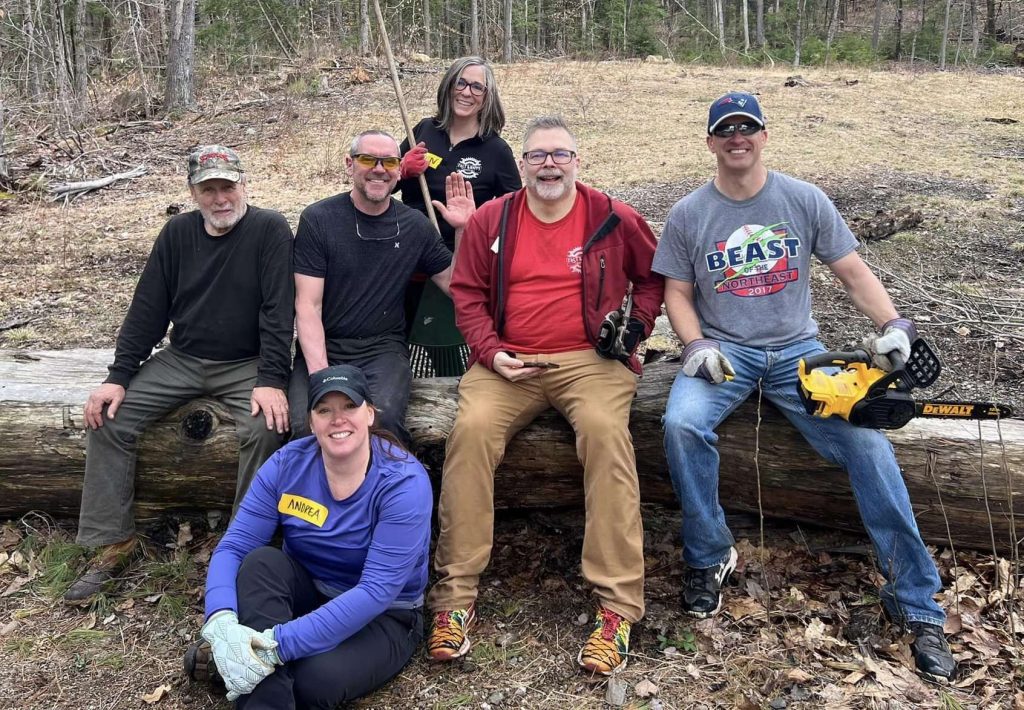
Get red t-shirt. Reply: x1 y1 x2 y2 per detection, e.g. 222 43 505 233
502 196 590 353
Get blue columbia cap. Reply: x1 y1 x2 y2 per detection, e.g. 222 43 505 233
308 364 371 410
707 92 765 134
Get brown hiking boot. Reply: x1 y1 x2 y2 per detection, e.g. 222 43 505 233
64 537 138 603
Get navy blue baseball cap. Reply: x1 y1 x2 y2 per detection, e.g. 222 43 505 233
708 92 765 134
308 364 371 410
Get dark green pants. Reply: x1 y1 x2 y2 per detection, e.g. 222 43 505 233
76 347 284 547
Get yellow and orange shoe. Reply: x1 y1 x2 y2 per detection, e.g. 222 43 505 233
577 607 631 675
427 605 476 661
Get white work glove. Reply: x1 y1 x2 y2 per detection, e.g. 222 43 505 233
201 610 279 701
863 318 916 372
681 339 736 384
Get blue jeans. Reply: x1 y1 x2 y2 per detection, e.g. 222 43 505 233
663 338 944 626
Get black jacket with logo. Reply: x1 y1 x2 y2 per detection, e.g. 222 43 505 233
398 117 521 249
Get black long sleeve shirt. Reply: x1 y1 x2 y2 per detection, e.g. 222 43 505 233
397 118 521 250
106 206 294 390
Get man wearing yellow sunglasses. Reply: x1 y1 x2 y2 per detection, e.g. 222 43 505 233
290 130 474 443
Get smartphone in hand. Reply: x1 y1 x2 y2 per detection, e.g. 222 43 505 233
520 361 561 369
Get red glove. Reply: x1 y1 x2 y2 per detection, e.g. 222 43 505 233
400 142 428 180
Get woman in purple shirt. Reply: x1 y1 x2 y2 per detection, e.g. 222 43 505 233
185 364 432 708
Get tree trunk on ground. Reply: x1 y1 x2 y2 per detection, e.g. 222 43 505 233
163 0 196 112
2 350 1022 552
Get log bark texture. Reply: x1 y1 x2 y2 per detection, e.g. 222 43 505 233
1 349 1022 552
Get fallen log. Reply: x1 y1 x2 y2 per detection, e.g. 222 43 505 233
1 349 1022 552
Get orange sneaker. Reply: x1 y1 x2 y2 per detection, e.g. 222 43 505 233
427 606 476 661
577 607 631 675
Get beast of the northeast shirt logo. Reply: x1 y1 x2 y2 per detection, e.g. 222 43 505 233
566 246 583 273
278 494 328 527
706 222 800 297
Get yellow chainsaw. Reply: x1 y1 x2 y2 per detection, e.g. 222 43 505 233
798 338 1014 430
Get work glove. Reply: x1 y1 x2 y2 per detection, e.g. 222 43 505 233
201 610 279 701
681 339 735 384
620 318 646 355
863 318 916 372
400 142 428 180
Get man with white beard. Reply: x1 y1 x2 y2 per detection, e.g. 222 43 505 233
425 116 664 676
67 145 294 603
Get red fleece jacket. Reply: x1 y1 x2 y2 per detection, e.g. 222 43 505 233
451 182 664 375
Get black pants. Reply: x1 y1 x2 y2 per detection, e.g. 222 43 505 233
287 349 413 445
235 547 423 710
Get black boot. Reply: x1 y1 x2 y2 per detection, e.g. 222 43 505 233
908 622 956 683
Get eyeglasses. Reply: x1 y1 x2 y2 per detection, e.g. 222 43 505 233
454 78 487 96
351 154 401 170
710 122 763 139
522 149 576 165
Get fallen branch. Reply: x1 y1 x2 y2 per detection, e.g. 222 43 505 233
48 165 147 201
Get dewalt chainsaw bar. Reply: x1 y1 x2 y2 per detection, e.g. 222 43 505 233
798 338 1014 430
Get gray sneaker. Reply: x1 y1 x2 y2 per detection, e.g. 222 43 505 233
681 547 738 618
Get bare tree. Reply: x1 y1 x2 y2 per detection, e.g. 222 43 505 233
826 0 841 63
72 0 87 110
715 0 726 55
872 0 883 50
22 0 44 100
756 0 766 47
164 0 197 112
894 0 903 58
940 0 952 67
794 0 807 65
503 0 512 61
360 0 370 55
471 0 480 53
742 0 750 51
422 0 431 54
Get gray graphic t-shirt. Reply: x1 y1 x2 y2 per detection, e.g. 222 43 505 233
653 171 858 348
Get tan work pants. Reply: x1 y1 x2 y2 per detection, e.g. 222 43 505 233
428 349 645 622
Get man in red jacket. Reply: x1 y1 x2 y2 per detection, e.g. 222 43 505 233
426 116 664 675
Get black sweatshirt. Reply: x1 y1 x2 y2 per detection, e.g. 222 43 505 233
397 118 521 249
106 206 294 390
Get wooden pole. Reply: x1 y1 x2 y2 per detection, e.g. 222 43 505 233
371 0 439 231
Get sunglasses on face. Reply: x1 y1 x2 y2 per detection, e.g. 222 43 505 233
351 154 401 170
711 122 763 138
455 78 487 96
522 149 576 165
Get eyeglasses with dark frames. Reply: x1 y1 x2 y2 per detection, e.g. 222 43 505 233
351 154 401 170
454 78 487 96
522 149 576 165
710 122 763 139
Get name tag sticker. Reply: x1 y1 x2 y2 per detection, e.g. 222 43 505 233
278 494 328 527
426 152 443 170
490 236 500 253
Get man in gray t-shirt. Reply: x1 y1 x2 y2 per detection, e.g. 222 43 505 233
653 92 955 684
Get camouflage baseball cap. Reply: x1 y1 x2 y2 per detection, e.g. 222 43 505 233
187 145 244 184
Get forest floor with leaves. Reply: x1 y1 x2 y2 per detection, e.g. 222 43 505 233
1 59 1023 708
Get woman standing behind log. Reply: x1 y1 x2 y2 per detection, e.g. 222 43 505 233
397 56 521 375
184 364 432 708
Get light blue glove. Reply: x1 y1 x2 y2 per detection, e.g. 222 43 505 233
201 610 279 701
863 318 916 372
256 627 282 666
